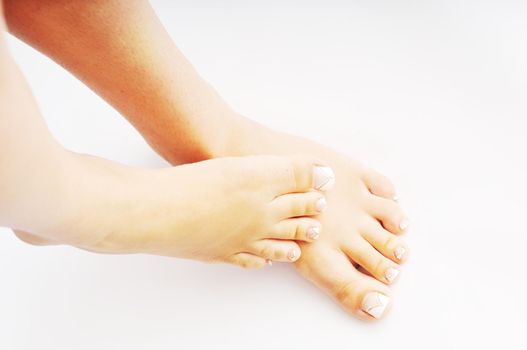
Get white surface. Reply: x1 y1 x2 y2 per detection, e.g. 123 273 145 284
1 1 526 348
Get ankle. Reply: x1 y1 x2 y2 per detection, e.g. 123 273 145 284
211 114 280 157
157 111 267 164
42 152 144 250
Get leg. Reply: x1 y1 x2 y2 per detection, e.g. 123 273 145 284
3 0 408 319
0 7 340 268
4 0 240 164
57 154 335 268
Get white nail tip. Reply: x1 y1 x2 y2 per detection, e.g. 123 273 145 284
394 247 406 260
385 268 400 283
308 226 320 240
314 166 335 191
362 292 390 319
399 218 410 231
315 198 327 213
287 249 300 261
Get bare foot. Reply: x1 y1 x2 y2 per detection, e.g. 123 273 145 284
222 120 409 319
13 154 335 268
295 159 408 320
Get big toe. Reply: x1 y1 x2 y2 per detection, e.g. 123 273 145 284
295 244 392 320
258 155 335 194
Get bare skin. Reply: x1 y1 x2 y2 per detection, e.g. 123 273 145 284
65 154 333 267
4 0 409 319
0 7 335 268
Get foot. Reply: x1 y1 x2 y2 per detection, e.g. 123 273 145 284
13 154 336 268
294 159 408 320
218 121 409 319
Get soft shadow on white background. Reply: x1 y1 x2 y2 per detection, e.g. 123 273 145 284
1 1 525 349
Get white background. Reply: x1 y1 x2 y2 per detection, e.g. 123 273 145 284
1 0 526 349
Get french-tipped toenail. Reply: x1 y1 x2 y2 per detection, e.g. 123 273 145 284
361 292 390 319
314 166 335 191
266 259 273 266
307 226 320 240
394 246 406 261
385 268 400 283
315 198 327 213
399 218 409 231
287 249 300 261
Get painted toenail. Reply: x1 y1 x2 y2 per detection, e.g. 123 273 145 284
394 246 406 261
287 249 300 261
315 198 327 213
307 226 320 240
399 218 410 231
314 166 335 191
361 292 390 319
385 267 400 283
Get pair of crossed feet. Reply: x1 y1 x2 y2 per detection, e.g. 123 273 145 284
15 147 408 321
190 154 409 320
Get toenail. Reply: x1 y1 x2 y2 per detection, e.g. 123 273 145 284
287 249 300 261
314 166 335 191
399 218 410 231
361 292 390 319
385 267 400 283
307 226 320 240
315 198 327 213
393 195 399 202
266 259 273 266
394 246 406 261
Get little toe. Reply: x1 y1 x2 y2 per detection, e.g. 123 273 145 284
271 217 322 242
248 239 302 263
343 238 401 285
228 253 268 269
362 170 397 200
295 245 392 320
361 223 409 263
271 191 327 219
366 196 409 234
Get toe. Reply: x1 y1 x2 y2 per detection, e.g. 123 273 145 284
360 222 409 263
313 165 336 191
362 170 397 200
248 239 302 263
365 196 409 234
228 253 268 269
295 244 392 320
271 217 322 242
264 155 335 194
271 191 327 219
343 237 401 285
360 291 392 319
